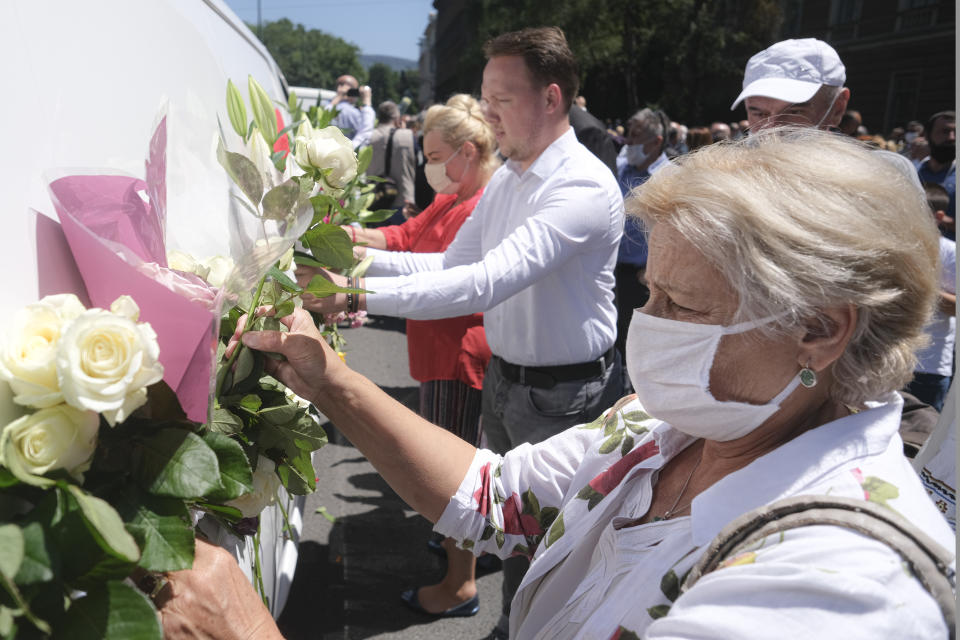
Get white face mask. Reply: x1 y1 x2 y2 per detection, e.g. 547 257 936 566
625 310 802 441
904 132 918 144
625 143 651 167
424 146 465 194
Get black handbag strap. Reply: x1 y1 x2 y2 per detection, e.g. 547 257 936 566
681 495 956 637
384 127 396 177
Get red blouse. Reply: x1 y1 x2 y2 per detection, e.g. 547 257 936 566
379 191 491 389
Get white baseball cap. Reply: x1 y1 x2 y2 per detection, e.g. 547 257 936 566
731 38 846 110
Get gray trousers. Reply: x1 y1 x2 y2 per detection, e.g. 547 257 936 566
481 352 624 634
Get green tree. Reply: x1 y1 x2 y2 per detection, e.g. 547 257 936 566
253 19 366 90
447 0 782 124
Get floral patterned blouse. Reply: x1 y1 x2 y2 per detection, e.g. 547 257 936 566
435 392 955 639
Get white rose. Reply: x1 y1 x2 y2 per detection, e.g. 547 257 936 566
0 404 99 484
56 306 164 427
226 456 281 518
0 294 87 408
295 126 357 189
167 250 211 281
201 255 235 289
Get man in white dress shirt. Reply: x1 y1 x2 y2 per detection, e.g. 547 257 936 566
299 27 624 632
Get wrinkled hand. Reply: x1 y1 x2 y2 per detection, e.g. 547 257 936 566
294 265 347 314
230 308 344 404
158 539 283 640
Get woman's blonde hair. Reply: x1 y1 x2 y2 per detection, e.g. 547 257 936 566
423 94 499 172
629 127 940 405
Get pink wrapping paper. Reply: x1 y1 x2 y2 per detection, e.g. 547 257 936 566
43 118 218 423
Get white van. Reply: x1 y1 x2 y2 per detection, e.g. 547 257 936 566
290 85 338 109
0 0 303 618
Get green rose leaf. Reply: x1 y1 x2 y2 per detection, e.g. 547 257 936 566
261 182 304 221
357 144 373 175
480 524 495 541
63 580 162 640
15 521 54 585
267 266 302 293
225 79 248 140
66 486 140 564
133 429 222 499
292 251 325 269
276 454 316 495
209 406 244 435
303 225 355 270
495 529 505 549
0 605 13 637
599 430 624 454
287 89 298 114
258 403 301 427
202 432 254 501
545 512 565 548
248 75 277 147
233 347 256 386
0 524 24 578
0 467 18 487
124 496 194 573
273 299 295 318
261 413 327 457
304 275 364 299
217 139 263 208
357 208 399 224
196 501 243 521
239 394 262 412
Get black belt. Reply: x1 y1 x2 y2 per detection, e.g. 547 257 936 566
494 347 615 389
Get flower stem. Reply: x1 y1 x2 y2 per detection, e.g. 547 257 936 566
215 274 267 399
253 523 269 609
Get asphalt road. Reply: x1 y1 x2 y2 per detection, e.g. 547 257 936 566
277 315 503 640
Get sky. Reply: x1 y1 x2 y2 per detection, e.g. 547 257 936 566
222 0 436 61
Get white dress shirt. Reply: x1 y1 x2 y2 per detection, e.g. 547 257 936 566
435 392 955 639
364 128 624 366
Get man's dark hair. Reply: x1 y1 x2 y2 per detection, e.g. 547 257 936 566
926 110 955 137
377 101 400 123
924 182 950 214
482 27 579 113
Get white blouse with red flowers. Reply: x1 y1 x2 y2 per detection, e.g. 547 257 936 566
434 393 954 640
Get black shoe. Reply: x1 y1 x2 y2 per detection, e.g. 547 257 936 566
479 627 509 640
400 587 480 618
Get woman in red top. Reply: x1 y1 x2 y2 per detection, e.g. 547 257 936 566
311 94 499 617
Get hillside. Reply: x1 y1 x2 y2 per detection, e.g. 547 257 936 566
359 54 417 71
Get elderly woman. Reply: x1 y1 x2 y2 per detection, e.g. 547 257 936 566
160 129 953 639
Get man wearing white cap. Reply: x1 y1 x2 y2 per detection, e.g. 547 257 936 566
731 38 849 132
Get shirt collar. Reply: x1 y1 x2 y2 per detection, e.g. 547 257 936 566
505 127 577 180
688 391 903 546
648 152 670 174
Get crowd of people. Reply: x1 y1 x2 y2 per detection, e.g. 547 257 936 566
155 30 955 640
